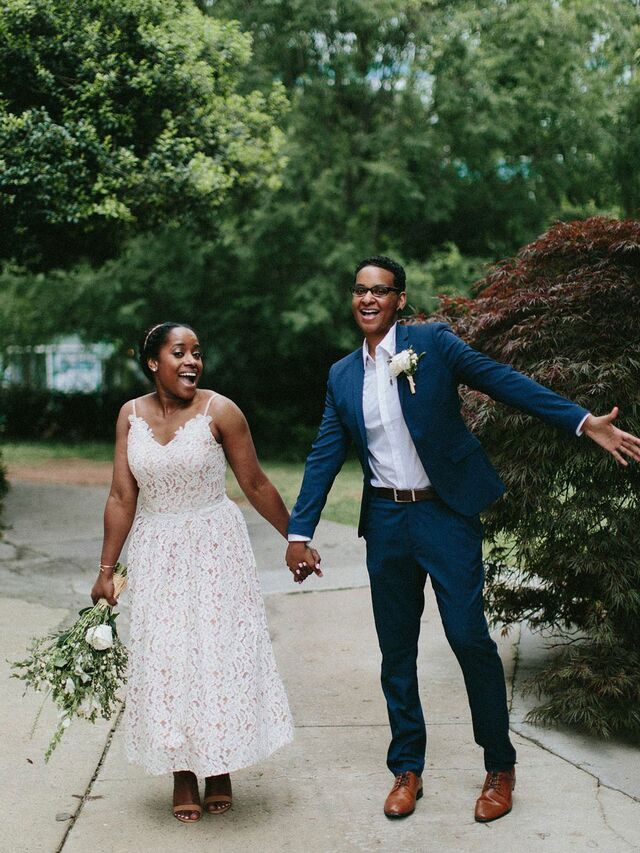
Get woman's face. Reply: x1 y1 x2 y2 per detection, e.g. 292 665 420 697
149 327 203 400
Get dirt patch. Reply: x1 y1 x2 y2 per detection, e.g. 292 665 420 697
7 459 113 486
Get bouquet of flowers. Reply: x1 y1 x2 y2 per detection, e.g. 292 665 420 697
11 564 128 761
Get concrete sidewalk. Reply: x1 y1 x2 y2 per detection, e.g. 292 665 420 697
1 480 639 852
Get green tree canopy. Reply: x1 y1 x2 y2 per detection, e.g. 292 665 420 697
0 0 288 268
204 0 639 336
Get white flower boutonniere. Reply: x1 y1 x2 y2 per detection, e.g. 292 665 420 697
388 346 425 394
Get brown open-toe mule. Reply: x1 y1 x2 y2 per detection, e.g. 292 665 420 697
204 774 232 815
172 802 202 823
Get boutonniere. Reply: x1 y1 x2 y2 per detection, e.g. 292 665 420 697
388 347 425 394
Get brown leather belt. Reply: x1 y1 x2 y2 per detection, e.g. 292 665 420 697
371 486 438 503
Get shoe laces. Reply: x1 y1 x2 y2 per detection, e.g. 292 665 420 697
486 771 506 792
393 772 412 791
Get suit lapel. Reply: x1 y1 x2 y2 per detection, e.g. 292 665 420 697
351 350 367 451
395 323 411 412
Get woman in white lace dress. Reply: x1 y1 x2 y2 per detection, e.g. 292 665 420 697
91 322 321 822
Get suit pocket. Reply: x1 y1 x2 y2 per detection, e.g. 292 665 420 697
446 434 482 463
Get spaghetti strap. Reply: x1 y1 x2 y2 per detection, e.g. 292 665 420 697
203 393 216 417
132 398 137 417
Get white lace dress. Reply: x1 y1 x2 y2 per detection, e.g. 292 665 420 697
123 397 293 776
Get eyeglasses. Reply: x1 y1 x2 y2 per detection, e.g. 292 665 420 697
350 284 403 298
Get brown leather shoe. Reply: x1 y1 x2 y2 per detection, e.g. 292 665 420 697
384 771 423 819
474 768 516 822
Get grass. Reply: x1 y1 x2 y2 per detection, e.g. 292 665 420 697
2 441 363 527
2 440 114 463
227 459 363 528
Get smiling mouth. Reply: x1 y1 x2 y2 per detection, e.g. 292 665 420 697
359 309 379 318
178 372 198 384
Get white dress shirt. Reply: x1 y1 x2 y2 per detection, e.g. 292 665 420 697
363 324 430 489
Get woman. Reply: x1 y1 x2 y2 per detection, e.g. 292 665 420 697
91 322 320 822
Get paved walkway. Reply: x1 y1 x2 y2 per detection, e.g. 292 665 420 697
1 479 639 852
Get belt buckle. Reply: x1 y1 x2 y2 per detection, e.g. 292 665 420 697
393 488 415 503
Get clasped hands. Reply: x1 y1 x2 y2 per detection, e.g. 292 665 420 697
285 541 323 585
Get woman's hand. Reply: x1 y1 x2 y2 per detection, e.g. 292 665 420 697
285 542 323 584
91 573 118 606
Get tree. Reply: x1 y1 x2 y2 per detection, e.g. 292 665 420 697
435 217 640 737
201 0 638 342
0 0 288 268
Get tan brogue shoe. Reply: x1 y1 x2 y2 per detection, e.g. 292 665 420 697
474 768 516 822
384 771 423 819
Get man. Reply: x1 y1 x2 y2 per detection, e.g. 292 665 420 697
285 255 640 822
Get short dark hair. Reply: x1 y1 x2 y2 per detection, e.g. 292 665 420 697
138 322 197 381
355 255 406 291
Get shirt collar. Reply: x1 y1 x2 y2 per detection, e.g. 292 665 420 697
362 323 397 367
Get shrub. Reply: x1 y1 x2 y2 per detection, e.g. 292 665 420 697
0 418 7 532
0 388 132 442
434 217 640 737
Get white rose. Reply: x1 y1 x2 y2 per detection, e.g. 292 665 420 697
389 349 413 378
63 677 75 694
85 624 113 650
78 695 100 718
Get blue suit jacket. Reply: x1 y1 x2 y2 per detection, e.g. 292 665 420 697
289 322 589 538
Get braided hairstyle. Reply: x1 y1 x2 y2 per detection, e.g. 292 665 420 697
355 255 406 291
138 322 197 381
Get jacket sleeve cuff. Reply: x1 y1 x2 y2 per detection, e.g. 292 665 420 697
288 534 311 543
576 413 591 436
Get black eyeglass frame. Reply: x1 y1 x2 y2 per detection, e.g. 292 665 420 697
349 284 404 298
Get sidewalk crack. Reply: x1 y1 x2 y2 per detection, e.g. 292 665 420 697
507 621 522 715
509 724 640 805
595 779 638 849
56 703 124 853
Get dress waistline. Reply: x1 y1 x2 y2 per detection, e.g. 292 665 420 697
137 497 227 519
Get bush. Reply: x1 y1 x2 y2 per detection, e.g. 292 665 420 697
434 217 640 738
0 416 7 532
0 388 133 442
0 382 323 459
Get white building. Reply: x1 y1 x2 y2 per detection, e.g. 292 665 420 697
2 335 114 393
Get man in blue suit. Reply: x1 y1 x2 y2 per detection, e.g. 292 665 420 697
285 255 640 822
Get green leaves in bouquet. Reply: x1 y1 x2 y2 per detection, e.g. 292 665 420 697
11 563 128 761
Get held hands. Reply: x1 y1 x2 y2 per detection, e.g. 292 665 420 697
90 573 118 607
583 407 640 466
285 541 323 585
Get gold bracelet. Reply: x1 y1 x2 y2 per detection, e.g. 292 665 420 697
99 563 116 573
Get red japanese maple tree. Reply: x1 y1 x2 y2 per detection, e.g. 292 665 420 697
428 217 640 736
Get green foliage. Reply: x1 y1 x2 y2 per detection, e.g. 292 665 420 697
194 0 639 360
0 0 288 268
0 386 132 441
436 217 640 737
0 422 7 533
2 0 640 470
404 245 491 315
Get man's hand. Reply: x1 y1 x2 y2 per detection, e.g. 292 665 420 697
583 407 640 466
285 541 323 584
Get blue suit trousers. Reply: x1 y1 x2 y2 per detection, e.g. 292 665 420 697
364 494 517 775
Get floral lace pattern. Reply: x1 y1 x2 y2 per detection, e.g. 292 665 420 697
123 410 293 776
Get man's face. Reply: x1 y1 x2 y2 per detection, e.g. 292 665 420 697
351 265 406 340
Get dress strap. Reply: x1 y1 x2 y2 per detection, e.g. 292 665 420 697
203 393 216 417
132 398 137 417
